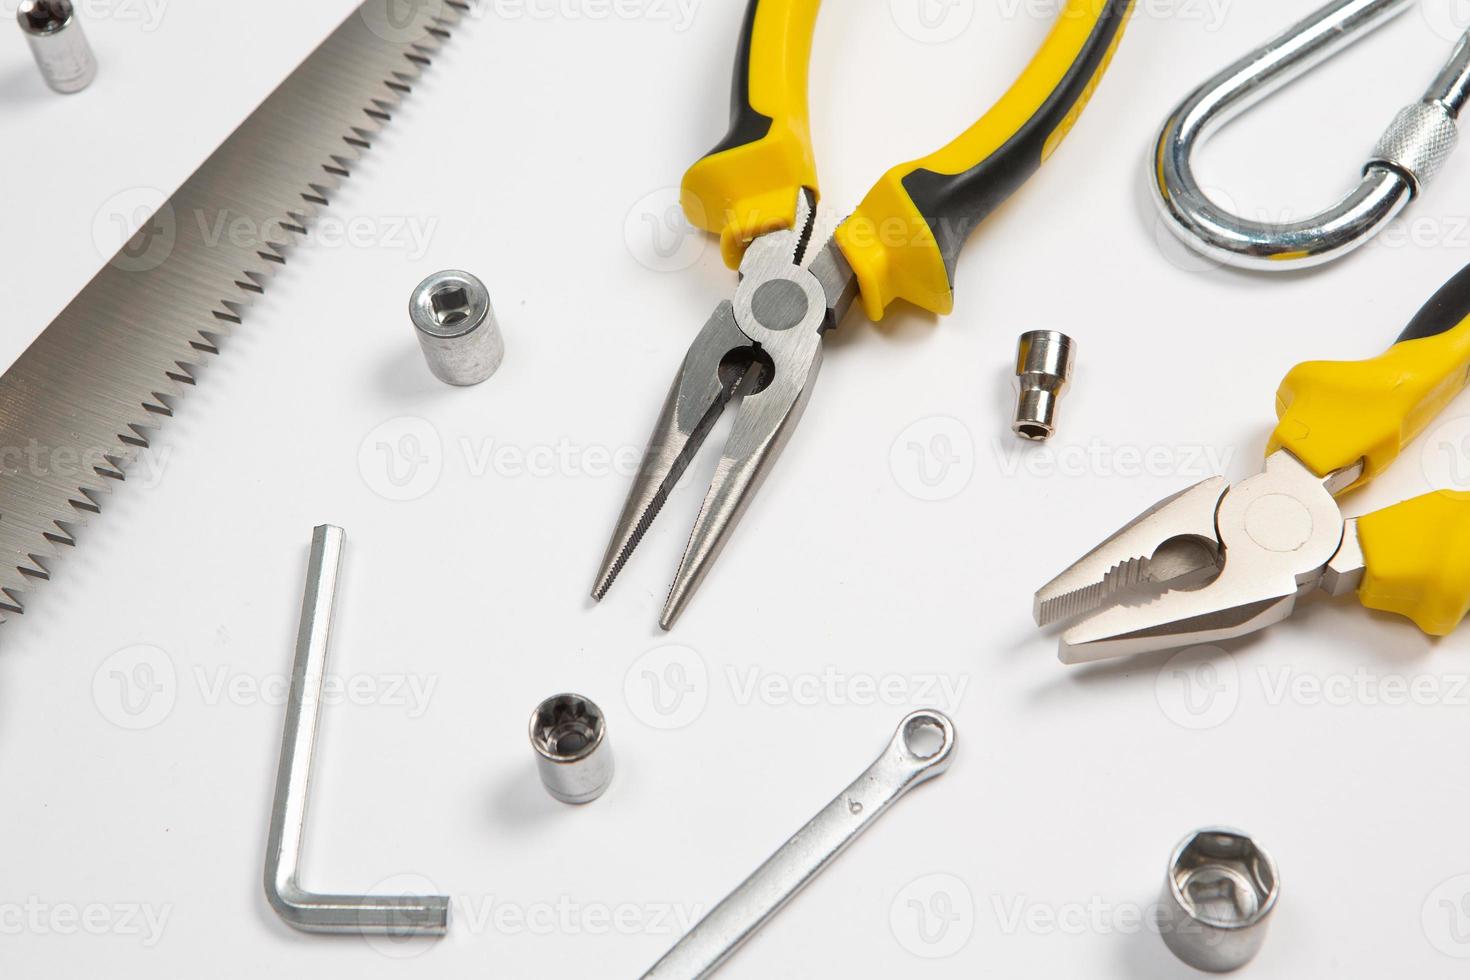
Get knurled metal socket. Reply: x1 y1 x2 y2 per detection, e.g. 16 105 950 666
529 694 613 805
1159 828 1279 973
1012 330 1075 441
409 270 503 386
18 0 97 94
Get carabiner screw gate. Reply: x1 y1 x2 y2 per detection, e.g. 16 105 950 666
1154 0 1470 271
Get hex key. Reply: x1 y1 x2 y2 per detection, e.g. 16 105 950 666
263 525 450 936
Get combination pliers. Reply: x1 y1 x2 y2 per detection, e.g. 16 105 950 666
594 0 1136 628
1036 262 1470 663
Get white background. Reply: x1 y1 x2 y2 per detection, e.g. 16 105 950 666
4 0 1470 976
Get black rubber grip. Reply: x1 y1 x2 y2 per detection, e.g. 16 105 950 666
900 0 1132 282
1399 260 1470 343
705 0 773 159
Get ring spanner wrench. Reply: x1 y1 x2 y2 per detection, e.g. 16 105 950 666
641 710 956 979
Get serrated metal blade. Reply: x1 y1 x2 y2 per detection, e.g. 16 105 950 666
0 0 476 622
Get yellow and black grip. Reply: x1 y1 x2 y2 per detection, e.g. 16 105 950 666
1271 260 1470 485
682 0 821 269
835 0 1134 320
1353 493 1470 636
1270 261 1470 636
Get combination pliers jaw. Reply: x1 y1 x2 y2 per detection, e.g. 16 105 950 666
1036 451 1363 663
591 192 856 629
1037 259 1470 662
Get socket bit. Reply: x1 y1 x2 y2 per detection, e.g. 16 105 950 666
409 270 503 386
530 694 613 805
18 0 97 94
1159 828 1279 973
1012 330 1075 441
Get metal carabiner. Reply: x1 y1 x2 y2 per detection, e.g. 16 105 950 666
1152 0 1470 271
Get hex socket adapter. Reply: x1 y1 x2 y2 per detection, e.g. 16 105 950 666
18 0 97 94
1159 828 1279 972
529 694 613 805
1012 330 1075 441
409 270 503 386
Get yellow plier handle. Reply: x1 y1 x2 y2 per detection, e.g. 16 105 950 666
682 0 1135 319
681 0 822 269
1271 263 1470 636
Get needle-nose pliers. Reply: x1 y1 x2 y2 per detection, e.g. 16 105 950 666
593 0 1136 628
1036 262 1470 663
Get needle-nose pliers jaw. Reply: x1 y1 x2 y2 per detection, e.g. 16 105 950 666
591 192 857 629
1036 452 1355 663
594 0 1136 627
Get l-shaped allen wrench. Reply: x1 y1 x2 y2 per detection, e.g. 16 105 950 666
263 525 451 936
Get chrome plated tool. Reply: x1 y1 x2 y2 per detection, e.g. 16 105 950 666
1160 828 1279 973
0 0 473 624
264 525 450 937
529 693 614 805
1036 262 1470 663
593 0 1135 629
1012 330 1076 441
641 711 955 979
1153 0 1470 270
17 0 96 94
410 269 503 386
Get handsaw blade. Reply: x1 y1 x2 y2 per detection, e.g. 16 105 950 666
0 0 475 620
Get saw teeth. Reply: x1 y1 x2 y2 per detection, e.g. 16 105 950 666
0 0 477 624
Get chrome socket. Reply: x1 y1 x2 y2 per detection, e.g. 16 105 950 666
1012 330 1075 441
18 0 97 94
529 694 613 805
409 270 503 386
1159 828 1279 973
